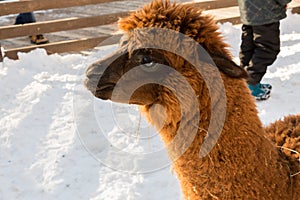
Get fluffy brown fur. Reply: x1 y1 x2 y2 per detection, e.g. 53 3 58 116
266 115 300 163
266 115 300 198
118 0 231 59
85 0 300 199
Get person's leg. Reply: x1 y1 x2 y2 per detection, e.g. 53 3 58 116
15 12 49 45
239 24 255 68
15 12 36 25
245 22 280 85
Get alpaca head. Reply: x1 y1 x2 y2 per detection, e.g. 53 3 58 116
85 0 247 106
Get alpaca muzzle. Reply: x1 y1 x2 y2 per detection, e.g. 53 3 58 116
85 61 107 96
84 47 128 100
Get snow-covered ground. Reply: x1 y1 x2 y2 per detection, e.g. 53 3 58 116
0 10 300 200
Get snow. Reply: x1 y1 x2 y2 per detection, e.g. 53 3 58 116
1 10 300 200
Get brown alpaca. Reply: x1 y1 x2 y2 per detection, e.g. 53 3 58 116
85 0 300 199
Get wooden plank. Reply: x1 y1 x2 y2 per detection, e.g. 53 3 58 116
291 0 300 14
192 0 237 10
194 0 300 11
204 6 240 24
0 0 239 16
211 4 300 24
0 12 130 39
217 16 241 25
206 3 300 25
292 6 300 14
0 0 127 16
4 35 122 60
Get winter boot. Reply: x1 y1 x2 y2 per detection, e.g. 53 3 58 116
260 83 272 91
30 34 49 45
248 83 271 100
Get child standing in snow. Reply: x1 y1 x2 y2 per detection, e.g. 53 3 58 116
238 0 291 100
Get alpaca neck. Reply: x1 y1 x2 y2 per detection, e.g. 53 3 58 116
145 77 292 199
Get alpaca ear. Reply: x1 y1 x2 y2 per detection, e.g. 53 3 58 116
211 54 248 79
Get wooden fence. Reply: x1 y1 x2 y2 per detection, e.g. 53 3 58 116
0 0 300 61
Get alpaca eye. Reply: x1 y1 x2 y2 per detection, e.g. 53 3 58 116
141 56 152 65
140 56 155 67
140 57 158 72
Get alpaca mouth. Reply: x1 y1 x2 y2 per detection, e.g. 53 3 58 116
94 84 115 100
85 77 139 103
96 83 115 93
84 78 115 98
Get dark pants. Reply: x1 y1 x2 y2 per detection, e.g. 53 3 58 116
239 22 280 85
15 12 36 25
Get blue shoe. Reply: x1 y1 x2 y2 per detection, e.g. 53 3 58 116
260 83 272 91
248 83 271 100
